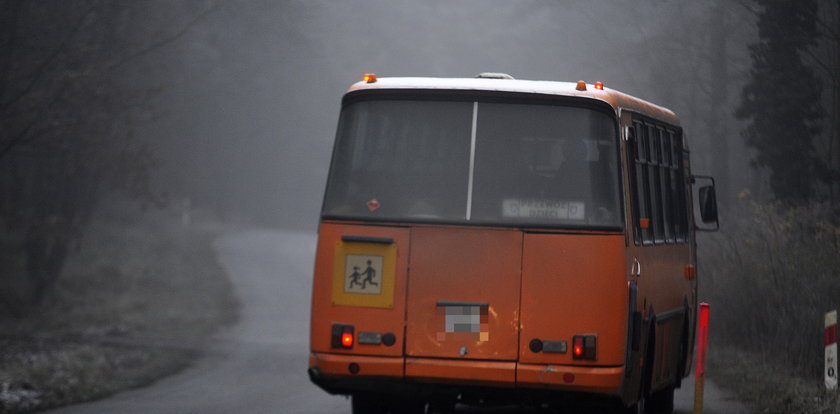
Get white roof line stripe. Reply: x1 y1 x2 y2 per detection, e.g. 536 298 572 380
346 77 678 123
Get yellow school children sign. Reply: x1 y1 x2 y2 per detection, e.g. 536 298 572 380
332 241 396 308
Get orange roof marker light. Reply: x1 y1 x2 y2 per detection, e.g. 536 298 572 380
363 73 378 83
594 81 604 90
575 80 587 91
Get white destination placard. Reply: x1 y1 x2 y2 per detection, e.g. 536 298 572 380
502 199 584 220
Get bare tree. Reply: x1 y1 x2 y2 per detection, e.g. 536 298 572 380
0 1 216 313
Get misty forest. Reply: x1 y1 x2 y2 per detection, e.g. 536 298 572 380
1 0 839 413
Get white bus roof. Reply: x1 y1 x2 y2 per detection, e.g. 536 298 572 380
346 75 680 127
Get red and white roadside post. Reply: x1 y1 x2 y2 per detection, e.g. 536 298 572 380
693 302 710 414
826 310 837 390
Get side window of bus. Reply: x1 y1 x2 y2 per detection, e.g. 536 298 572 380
672 131 690 243
647 124 664 243
629 119 689 246
630 121 651 244
657 128 676 243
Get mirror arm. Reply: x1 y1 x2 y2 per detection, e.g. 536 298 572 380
694 222 720 232
691 175 715 185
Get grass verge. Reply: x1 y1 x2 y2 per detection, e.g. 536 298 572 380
708 345 840 414
697 198 840 413
0 204 239 413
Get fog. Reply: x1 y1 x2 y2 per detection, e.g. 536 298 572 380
3 1 839 412
137 0 756 229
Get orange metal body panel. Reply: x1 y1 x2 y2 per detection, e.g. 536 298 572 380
631 243 694 388
309 223 409 357
405 227 522 361
632 244 692 317
310 352 403 378
405 357 516 387
519 234 628 366
517 363 624 395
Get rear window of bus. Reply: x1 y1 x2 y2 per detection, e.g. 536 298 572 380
322 95 622 230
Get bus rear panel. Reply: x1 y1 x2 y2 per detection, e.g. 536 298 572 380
308 75 699 412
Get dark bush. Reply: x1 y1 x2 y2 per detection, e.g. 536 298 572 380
701 192 840 377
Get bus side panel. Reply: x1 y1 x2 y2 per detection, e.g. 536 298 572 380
632 243 693 391
518 234 627 367
309 223 410 358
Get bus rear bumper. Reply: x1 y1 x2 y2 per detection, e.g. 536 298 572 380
309 352 624 397
405 357 516 387
308 352 403 395
516 363 624 395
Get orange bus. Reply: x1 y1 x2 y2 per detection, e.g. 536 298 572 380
308 73 719 413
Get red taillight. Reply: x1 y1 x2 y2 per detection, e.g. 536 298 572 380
342 332 354 347
572 335 596 360
332 324 355 349
573 336 585 358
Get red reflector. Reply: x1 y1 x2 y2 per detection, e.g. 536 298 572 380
563 373 575 383
684 264 696 280
342 332 354 347
827 325 838 346
594 81 604 90
363 73 377 83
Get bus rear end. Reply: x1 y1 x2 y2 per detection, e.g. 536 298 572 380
309 76 654 412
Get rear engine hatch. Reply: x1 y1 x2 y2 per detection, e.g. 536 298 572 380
405 227 522 360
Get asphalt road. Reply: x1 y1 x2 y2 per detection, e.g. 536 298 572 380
50 230 752 413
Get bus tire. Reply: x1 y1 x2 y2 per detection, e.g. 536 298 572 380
633 318 657 414
675 309 691 388
352 393 426 414
397 399 427 414
647 386 675 414
351 393 388 414
428 400 456 414
623 395 645 414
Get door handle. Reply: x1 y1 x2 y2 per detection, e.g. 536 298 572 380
631 258 642 279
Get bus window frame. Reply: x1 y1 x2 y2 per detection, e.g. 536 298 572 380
626 113 689 247
321 89 627 233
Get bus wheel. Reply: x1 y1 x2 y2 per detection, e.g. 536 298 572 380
625 320 656 414
351 394 388 414
623 395 645 414
428 400 456 414
396 399 427 414
351 394 426 414
647 386 674 414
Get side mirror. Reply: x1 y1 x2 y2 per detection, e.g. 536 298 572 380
692 175 720 232
699 186 718 224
